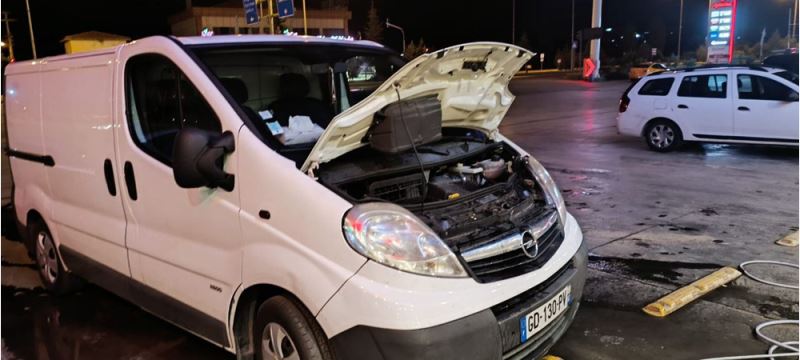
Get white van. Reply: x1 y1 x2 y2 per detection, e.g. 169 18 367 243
5 35 586 360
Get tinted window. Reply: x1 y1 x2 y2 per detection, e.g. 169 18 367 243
126 54 222 165
638 78 674 96
678 74 728 98
737 74 798 101
773 70 799 85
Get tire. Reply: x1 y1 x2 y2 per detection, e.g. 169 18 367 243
253 296 332 360
29 219 80 295
644 119 683 152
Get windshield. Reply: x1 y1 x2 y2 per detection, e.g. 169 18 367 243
190 43 405 165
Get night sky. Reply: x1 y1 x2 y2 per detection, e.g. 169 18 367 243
1 0 796 61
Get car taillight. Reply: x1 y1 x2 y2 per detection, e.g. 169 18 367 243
619 96 630 113
619 80 637 113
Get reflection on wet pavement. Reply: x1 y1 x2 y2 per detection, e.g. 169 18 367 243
1 204 232 360
1 282 232 360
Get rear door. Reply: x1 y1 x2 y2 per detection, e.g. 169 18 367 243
673 72 733 139
113 38 243 347
733 72 799 142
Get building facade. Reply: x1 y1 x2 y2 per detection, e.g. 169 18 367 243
169 2 351 37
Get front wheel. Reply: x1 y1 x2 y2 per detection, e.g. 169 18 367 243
645 120 683 152
253 296 332 360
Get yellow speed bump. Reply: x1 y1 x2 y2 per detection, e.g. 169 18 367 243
542 356 563 360
775 231 798 247
642 267 742 317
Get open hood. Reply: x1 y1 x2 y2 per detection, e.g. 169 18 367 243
301 42 534 173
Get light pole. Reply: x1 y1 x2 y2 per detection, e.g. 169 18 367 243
24 0 36 59
2 12 15 61
386 19 406 55
589 0 602 80
512 0 516 44
570 0 575 70
677 0 684 60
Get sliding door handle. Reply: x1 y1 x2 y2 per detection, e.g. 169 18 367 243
677 104 689 109
103 159 117 196
123 161 138 201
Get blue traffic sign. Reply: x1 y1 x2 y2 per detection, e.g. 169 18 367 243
243 0 259 25
277 0 295 19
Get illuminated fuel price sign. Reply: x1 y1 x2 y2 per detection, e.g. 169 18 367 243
707 0 737 64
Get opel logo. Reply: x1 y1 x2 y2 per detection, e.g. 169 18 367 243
521 230 540 259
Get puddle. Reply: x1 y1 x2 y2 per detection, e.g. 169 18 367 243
1 285 231 360
588 255 723 286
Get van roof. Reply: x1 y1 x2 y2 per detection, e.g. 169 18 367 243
4 35 387 76
176 35 385 49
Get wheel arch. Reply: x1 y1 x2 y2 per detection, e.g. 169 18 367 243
230 283 324 360
641 117 683 138
24 209 47 254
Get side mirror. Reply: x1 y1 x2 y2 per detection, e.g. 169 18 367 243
172 128 235 191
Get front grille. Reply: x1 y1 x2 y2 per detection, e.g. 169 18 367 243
460 219 565 283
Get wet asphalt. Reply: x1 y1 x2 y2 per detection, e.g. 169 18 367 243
2 76 798 359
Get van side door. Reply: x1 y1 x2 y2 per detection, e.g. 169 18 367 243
37 54 130 278
673 72 733 139
113 38 242 348
733 72 799 142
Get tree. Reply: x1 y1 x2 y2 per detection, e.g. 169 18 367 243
695 44 707 62
404 38 428 59
364 1 383 43
515 32 531 51
320 0 348 9
650 17 667 58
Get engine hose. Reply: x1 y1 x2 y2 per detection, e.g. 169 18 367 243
699 262 799 360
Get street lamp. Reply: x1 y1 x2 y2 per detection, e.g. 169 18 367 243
677 0 684 61
385 19 406 55
512 0 516 45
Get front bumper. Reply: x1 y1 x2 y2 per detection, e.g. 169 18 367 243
329 240 588 360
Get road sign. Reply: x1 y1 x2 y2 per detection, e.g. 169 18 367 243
651 48 657 56
243 0 259 25
583 58 596 80
277 0 295 19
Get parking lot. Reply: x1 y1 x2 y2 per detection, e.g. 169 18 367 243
2 76 798 359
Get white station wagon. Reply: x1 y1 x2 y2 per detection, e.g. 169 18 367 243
5 35 587 360
618 65 799 151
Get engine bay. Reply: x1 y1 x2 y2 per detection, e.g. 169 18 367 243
317 130 553 248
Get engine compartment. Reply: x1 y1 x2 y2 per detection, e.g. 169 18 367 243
317 130 552 248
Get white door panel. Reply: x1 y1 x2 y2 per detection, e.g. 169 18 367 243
734 73 799 141
673 73 733 138
114 38 243 325
39 56 129 274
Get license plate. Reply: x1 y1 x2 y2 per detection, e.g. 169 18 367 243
519 285 572 343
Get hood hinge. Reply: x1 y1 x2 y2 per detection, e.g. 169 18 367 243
306 162 319 180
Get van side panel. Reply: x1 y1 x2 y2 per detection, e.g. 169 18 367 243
5 66 52 228
39 55 129 276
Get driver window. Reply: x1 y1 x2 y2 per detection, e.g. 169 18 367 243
125 54 221 166
737 74 798 101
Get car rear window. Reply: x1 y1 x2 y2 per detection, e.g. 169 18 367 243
638 78 674 96
774 70 799 85
677 74 728 98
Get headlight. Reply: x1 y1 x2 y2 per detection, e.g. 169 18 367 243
526 156 567 227
342 203 468 278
